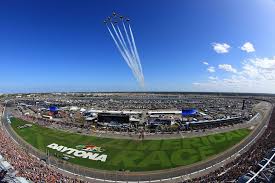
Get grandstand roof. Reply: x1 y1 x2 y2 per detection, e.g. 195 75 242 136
147 111 182 115
87 109 142 114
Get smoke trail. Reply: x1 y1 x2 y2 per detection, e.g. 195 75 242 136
110 23 132 64
123 22 137 66
107 26 131 69
111 23 141 84
129 24 142 73
109 24 141 82
116 24 141 81
128 24 144 85
117 25 128 55
122 22 142 83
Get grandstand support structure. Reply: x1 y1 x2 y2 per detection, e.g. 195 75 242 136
247 148 275 183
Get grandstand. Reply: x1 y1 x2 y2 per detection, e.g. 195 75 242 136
185 102 275 183
238 148 275 182
0 103 86 183
0 154 29 183
97 113 130 123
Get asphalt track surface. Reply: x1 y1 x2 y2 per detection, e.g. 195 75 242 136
1 101 273 183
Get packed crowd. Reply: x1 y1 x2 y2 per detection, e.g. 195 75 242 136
0 125 87 182
183 107 275 183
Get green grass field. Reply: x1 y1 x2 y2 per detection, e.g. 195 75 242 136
11 118 251 171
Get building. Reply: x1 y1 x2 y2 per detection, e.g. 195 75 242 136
97 113 130 123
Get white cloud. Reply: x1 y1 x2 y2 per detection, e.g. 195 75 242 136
203 61 209 65
193 56 275 93
241 57 275 80
240 42 255 53
192 82 201 86
218 64 237 73
212 43 231 54
207 66 215 73
209 76 218 80
193 75 275 93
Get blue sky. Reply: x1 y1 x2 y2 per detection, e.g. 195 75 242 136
0 0 275 93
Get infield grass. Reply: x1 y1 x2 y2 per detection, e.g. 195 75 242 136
11 118 250 171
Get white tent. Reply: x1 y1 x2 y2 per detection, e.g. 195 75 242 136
70 106 79 111
85 117 96 121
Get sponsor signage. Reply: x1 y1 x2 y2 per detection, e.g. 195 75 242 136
75 144 105 153
47 143 107 162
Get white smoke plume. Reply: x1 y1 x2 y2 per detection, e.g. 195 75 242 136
105 13 144 88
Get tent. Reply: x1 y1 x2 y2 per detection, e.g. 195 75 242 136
182 109 198 117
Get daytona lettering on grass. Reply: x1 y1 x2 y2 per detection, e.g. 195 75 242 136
47 143 107 162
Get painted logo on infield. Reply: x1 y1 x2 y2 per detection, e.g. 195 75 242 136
47 143 107 162
75 145 105 153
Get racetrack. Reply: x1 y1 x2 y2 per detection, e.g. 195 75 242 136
2 101 273 182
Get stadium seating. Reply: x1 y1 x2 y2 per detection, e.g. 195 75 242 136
0 127 86 182
184 107 275 183
237 148 275 182
0 153 29 183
